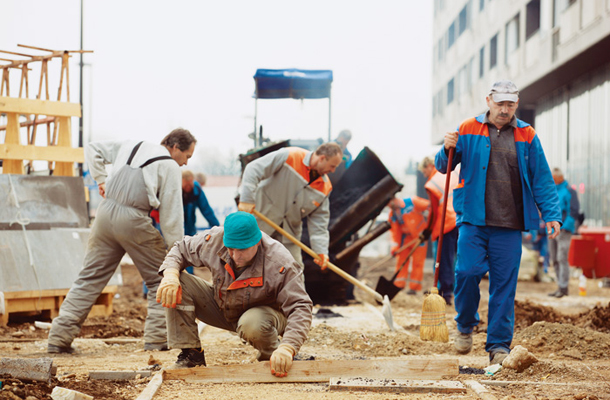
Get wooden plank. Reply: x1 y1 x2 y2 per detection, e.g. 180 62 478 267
329 377 466 394
1 286 118 326
2 112 23 174
3 286 118 300
53 116 74 176
465 380 498 400
164 358 459 383
0 143 84 163
0 96 81 117
136 372 164 400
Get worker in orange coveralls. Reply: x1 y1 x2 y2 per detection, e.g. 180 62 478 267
387 197 431 295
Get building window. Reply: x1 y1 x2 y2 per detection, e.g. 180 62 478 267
553 0 577 28
468 57 475 91
526 0 541 39
447 78 455 105
448 21 456 49
490 33 498 69
480 0 485 11
479 46 485 77
505 13 520 61
438 37 444 62
458 4 469 36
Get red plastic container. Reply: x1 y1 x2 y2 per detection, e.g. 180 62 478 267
568 227 610 279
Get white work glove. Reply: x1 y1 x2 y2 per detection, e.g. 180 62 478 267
156 268 182 308
238 202 255 213
269 344 296 377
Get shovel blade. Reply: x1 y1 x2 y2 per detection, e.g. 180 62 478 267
375 276 402 301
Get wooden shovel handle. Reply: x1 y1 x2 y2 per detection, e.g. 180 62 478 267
433 147 454 287
252 209 383 302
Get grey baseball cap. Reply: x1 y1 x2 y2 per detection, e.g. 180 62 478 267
489 80 519 102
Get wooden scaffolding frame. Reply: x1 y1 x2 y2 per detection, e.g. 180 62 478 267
0 44 117 326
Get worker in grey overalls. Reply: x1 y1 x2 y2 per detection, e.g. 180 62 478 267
48 128 197 353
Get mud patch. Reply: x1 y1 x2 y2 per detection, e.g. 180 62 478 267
0 376 134 400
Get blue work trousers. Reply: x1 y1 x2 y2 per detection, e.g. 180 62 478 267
454 223 522 354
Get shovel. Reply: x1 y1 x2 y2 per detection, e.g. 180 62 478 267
366 237 420 274
375 238 423 300
252 209 395 331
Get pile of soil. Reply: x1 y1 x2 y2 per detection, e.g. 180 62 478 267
513 321 610 360
515 300 610 333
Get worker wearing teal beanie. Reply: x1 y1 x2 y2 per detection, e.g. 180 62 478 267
223 211 262 249
157 211 313 378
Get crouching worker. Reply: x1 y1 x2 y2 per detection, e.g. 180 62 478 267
156 211 313 377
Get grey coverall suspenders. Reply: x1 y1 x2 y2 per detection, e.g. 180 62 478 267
48 142 172 348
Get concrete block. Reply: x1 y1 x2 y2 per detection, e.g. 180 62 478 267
0 357 53 382
89 370 152 380
51 387 93 400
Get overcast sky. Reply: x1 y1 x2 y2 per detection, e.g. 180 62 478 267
1 0 437 176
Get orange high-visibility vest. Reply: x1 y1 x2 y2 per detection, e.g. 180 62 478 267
425 168 458 240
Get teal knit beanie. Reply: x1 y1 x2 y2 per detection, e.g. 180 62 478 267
223 211 262 249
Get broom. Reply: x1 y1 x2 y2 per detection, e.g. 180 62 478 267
420 147 454 342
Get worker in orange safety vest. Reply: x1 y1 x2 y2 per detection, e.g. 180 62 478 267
420 156 459 305
387 197 431 295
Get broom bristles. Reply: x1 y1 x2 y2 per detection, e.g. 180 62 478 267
420 288 449 342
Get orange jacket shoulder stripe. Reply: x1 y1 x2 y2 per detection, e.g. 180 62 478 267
285 147 333 196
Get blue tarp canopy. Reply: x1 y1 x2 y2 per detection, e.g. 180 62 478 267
254 69 333 99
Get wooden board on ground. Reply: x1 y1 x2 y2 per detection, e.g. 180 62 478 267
164 358 459 383
328 377 467 394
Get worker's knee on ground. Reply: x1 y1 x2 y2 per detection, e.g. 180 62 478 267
237 312 275 342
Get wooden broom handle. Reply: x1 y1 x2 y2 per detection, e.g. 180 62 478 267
433 147 454 287
252 209 384 302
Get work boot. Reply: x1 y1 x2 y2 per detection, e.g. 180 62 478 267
406 289 417 296
454 332 473 354
548 288 568 298
144 342 169 351
174 348 207 368
47 344 76 354
489 350 509 365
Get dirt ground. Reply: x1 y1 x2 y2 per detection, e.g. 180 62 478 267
1 258 610 400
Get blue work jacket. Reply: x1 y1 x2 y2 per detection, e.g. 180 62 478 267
183 181 220 236
435 113 561 231
556 180 575 233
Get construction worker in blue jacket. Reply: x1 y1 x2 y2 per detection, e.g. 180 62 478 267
436 80 562 366
182 170 219 237
548 167 576 298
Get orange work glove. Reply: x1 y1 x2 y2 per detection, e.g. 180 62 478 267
270 344 296 377
238 202 255 213
156 268 182 308
314 254 329 270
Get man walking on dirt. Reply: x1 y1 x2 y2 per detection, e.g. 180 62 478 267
48 128 197 353
237 142 343 270
436 80 561 365
548 167 577 298
156 211 312 377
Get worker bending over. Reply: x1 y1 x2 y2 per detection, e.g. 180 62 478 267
387 197 430 294
238 143 343 270
48 128 196 353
